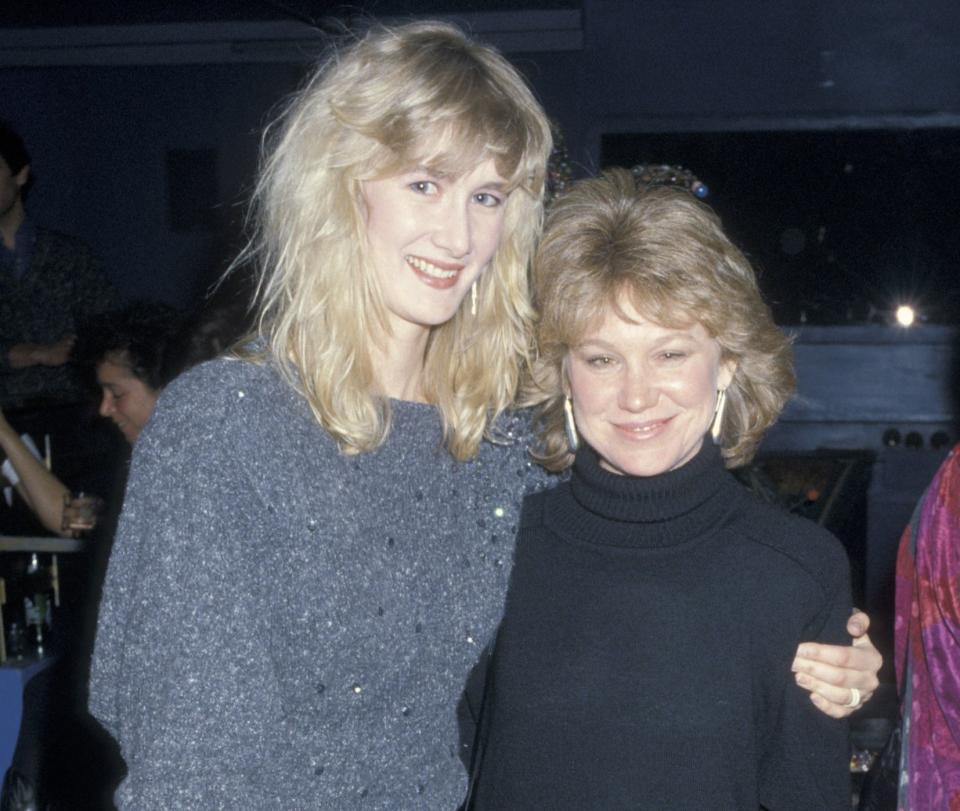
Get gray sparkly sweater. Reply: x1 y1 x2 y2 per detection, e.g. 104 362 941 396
88 357 553 809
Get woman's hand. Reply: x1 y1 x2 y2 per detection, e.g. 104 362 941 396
7 336 76 369
791 610 882 718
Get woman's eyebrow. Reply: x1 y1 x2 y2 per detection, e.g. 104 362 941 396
404 165 443 178
574 337 618 351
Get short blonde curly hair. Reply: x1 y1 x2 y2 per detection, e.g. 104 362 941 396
527 168 795 471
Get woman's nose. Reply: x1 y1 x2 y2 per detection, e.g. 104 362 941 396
432 200 471 257
99 394 113 418
618 371 657 412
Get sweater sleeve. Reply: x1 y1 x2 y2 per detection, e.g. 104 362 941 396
757 541 852 811
88 378 280 809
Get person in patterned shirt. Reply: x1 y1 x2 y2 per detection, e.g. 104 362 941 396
0 119 119 407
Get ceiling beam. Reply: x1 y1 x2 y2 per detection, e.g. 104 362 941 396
0 10 582 66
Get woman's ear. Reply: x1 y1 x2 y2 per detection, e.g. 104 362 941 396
718 358 737 391
356 178 370 224
560 353 572 398
15 164 30 190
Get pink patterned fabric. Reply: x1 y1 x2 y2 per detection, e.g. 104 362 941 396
895 445 960 810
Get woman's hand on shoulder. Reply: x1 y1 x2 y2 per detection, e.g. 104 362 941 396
791 610 881 718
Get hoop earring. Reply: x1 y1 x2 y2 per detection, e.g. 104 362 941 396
710 388 727 445
563 397 579 452
470 280 478 317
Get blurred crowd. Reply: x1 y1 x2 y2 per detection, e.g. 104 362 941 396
0 119 253 808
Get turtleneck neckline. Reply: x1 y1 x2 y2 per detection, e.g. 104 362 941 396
543 439 740 550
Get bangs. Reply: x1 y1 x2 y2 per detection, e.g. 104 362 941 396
372 117 540 197
329 22 549 195
616 282 701 333
554 273 705 351
370 79 544 194
416 122 527 192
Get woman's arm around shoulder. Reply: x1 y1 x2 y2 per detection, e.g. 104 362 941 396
761 525 854 810
754 499 882 717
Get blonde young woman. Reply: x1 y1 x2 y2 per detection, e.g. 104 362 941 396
89 23 879 809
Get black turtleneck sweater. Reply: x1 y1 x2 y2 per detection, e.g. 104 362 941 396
472 442 851 810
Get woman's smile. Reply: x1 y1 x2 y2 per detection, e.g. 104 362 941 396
405 254 464 286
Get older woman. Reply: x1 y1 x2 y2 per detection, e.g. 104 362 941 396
89 24 877 810
471 170 853 809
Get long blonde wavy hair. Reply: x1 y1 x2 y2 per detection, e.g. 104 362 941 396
527 169 795 471
240 21 552 460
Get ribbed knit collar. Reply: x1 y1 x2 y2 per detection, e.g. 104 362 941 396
544 439 739 549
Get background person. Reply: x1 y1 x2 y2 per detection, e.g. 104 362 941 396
1 302 183 811
0 120 119 408
894 444 960 809
471 171 854 808
0 302 182 537
74 302 182 447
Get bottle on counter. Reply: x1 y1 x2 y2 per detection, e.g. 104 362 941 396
22 552 53 656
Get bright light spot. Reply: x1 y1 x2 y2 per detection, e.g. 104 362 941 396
895 305 916 327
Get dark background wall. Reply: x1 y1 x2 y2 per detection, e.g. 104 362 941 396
580 0 960 138
3 0 958 307
3 62 301 304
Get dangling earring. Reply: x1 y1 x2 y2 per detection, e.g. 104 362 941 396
470 280 478 317
563 397 579 452
710 388 727 445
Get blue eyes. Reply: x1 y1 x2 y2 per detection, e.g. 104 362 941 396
473 192 503 208
407 181 502 207
409 180 438 195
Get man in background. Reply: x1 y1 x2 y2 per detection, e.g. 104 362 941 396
0 120 119 408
